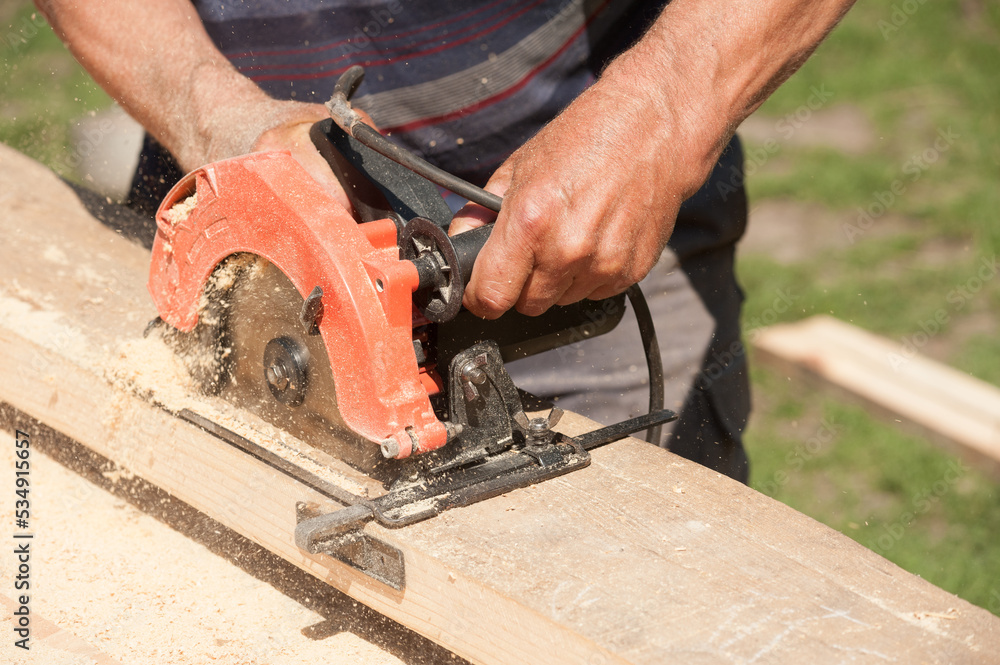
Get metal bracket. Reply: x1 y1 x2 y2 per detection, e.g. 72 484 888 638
295 502 405 590
299 285 324 335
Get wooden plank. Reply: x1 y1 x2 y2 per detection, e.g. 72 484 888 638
753 315 1000 474
0 421 429 665
2 142 998 664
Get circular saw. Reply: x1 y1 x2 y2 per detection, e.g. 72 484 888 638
145 67 676 583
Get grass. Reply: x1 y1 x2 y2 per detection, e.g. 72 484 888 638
750 1 1000 249
2 0 999 618
746 366 1000 615
0 3 111 178
740 0 1000 616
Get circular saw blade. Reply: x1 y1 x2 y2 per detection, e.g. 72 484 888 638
204 255 383 471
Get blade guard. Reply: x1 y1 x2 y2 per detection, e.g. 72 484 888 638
148 151 446 458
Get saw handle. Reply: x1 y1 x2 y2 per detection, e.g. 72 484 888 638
448 223 492 286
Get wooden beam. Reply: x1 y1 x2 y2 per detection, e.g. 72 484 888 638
2 143 998 664
0 416 441 664
753 315 1000 474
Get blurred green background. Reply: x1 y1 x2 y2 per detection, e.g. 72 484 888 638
2 0 999 617
738 0 1000 618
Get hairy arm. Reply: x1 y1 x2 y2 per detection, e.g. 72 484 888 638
35 0 350 208
451 0 856 318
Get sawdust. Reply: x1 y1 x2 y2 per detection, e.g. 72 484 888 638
159 194 199 254
71 247 379 496
190 397 379 499
161 192 198 227
107 329 377 499
42 244 70 266
207 251 257 290
195 252 260 331
110 330 200 404
72 264 115 291
0 428 405 665
390 495 445 521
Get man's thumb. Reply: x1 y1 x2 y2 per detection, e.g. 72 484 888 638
449 201 496 235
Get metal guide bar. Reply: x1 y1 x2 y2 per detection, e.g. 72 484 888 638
178 409 407 590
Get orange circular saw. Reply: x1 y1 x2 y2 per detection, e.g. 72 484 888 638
145 67 676 571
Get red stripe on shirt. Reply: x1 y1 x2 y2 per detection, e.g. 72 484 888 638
383 0 612 134
225 0 513 60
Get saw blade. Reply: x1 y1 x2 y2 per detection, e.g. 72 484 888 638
201 255 384 471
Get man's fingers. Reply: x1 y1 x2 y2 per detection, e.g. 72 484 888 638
515 269 577 316
449 168 510 234
583 283 631 303
463 262 532 319
465 222 589 318
448 201 495 235
556 277 601 307
462 216 535 319
452 170 525 316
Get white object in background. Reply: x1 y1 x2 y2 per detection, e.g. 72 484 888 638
71 104 144 202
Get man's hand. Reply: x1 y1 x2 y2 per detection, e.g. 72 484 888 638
245 102 357 214
450 0 855 319
449 52 718 319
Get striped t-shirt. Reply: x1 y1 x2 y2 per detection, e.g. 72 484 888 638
194 0 668 185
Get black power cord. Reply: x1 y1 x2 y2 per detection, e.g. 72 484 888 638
327 65 503 213
625 284 665 445
326 66 666 444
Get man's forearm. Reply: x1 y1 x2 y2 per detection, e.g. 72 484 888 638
610 0 856 183
35 0 283 170
453 0 856 318
37 0 353 209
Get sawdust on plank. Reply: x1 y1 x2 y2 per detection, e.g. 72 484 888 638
108 330 377 499
0 257 377 500
106 254 379 498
